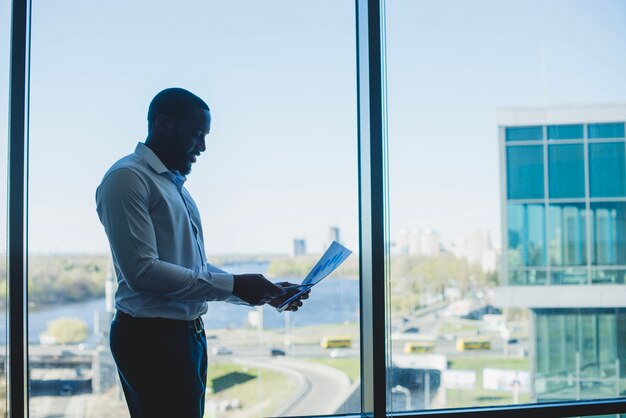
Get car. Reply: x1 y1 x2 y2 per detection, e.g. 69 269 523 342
403 326 420 334
270 348 286 357
211 346 233 355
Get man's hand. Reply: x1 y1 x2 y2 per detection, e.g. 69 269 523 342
232 274 286 306
268 282 311 312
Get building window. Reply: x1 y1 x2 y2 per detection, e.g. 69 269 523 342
508 204 546 268
548 124 584 140
548 144 585 198
507 146 545 199
590 202 626 266
588 123 625 139
506 126 544 142
589 142 626 198
549 203 587 267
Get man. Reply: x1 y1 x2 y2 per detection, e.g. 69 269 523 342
96 88 305 418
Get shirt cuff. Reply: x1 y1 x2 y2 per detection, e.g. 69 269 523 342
208 272 234 300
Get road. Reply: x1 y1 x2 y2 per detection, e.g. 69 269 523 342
234 357 352 416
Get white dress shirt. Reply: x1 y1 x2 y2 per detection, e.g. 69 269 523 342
96 142 236 320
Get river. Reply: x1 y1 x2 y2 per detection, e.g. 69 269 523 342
21 274 359 344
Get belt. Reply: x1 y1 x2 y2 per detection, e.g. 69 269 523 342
114 311 205 334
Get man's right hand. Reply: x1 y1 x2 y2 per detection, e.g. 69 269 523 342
232 274 286 306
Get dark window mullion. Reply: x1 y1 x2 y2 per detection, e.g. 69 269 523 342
8 0 30 416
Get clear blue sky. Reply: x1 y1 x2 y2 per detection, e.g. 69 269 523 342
1 0 625 255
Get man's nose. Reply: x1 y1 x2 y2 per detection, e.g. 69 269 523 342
197 137 206 152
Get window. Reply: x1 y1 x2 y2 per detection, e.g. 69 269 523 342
589 123 625 139
506 126 544 142
387 0 626 415
27 2 358 417
6 1 626 417
589 143 626 198
590 203 626 266
549 203 587 266
507 146 545 199
508 204 546 268
548 124 584 140
549 144 585 198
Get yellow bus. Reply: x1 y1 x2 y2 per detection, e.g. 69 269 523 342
456 337 491 351
404 341 435 354
320 336 352 349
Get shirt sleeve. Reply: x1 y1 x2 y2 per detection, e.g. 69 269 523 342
96 168 234 303
204 262 250 306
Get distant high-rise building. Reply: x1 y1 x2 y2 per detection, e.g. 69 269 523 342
329 226 341 245
495 104 626 402
293 238 307 256
397 228 440 257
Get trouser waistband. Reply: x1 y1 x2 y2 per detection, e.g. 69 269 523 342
114 310 205 334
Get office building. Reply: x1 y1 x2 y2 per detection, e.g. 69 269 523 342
397 228 441 258
293 238 307 256
329 226 341 245
495 104 626 401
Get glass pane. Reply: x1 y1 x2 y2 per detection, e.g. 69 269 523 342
589 143 626 198
0 0 10 415
549 203 587 266
508 204 546 268
548 125 584 140
386 0 626 413
506 126 544 142
535 309 625 402
590 203 626 266
550 269 587 285
28 2 358 417
507 146 545 199
592 270 626 285
548 144 585 198
589 123 626 139
509 270 547 286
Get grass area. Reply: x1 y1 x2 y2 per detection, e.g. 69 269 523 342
445 356 530 408
308 357 361 383
448 356 529 371
205 362 295 418
438 321 480 335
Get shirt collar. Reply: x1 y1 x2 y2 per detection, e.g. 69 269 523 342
135 142 170 175
134 143 187 189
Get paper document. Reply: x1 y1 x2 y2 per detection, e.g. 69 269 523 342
275 240 352 312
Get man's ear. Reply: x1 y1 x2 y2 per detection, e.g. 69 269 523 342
154 114 175 136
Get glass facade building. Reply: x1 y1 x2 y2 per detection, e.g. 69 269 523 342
497 105 626 402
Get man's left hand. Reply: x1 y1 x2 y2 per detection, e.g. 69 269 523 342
268 282 310 312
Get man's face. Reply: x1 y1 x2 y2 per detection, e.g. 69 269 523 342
167 108 211 175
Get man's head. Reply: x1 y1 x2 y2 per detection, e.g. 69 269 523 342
146 88 211 176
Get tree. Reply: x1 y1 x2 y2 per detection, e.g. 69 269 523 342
46 317 89 344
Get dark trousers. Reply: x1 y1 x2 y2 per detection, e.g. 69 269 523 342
110 312 208 418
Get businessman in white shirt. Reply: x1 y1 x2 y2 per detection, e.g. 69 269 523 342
96 88 304 418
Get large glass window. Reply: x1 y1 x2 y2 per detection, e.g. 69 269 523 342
28 2 358 417
507 146 545 200
386 0 626 414
589 143 626 198
590 203 626 266
548 144 585 198
549 203 587 266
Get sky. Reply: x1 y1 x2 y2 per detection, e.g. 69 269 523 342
1 0 626 255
